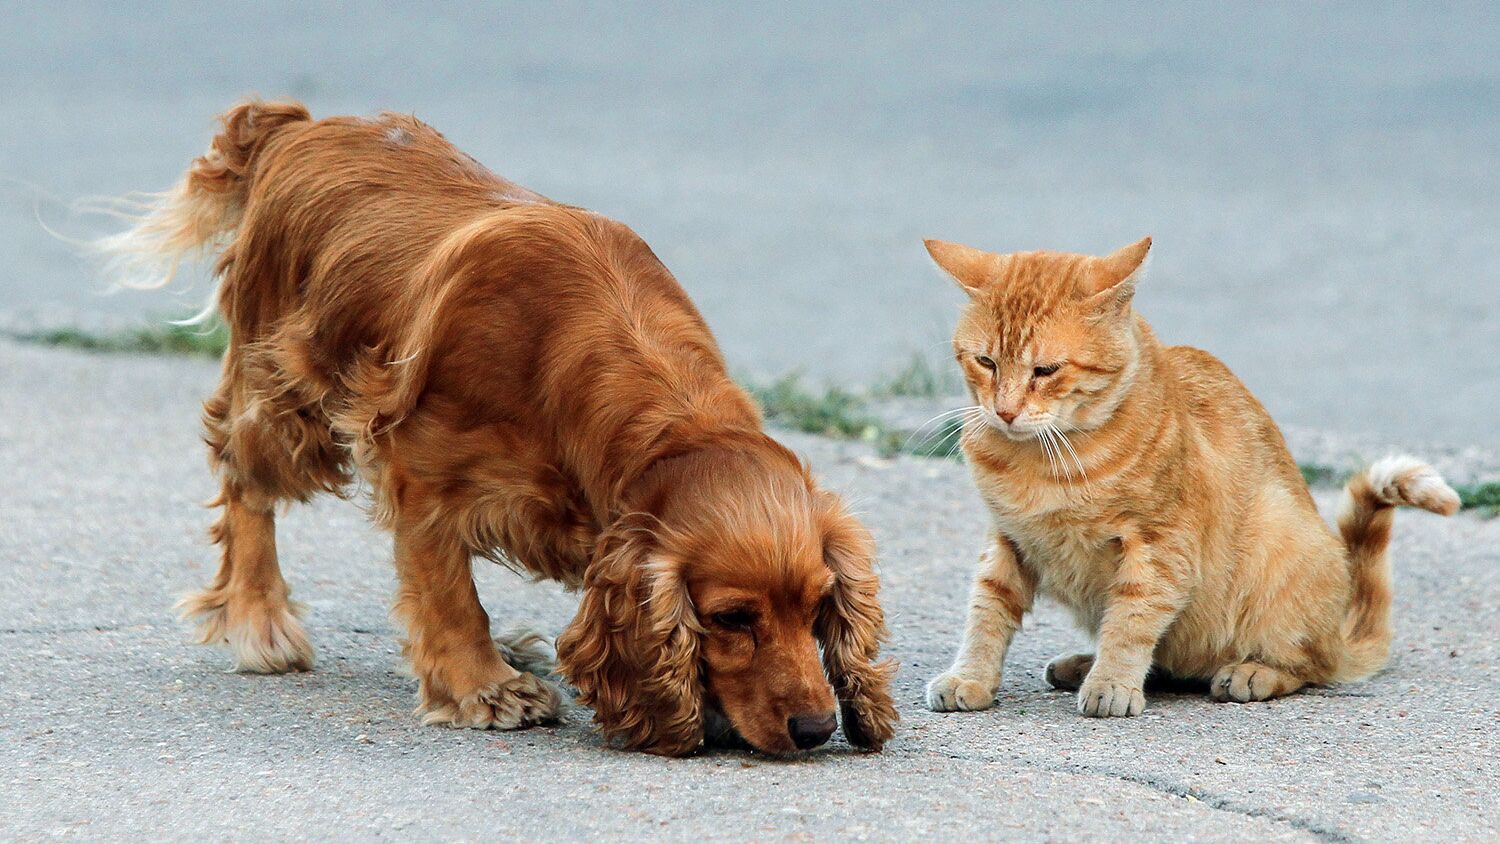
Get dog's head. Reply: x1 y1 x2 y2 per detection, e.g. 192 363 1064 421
556 450 897 756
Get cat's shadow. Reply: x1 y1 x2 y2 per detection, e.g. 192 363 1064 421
1144 670 1212 695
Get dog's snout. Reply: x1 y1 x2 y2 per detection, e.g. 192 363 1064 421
787 712 838 749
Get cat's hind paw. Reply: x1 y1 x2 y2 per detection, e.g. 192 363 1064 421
926 671 997 712
1210 662 1304 703
1044 652 1095 690
1077 676 1145 717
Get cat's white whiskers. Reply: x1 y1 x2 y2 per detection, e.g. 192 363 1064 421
919 404 981 427
941 409 986 459
954 410 990 455
904 405 981 458
1055 430 1076 489
1036 427 1062 481
1052 424 1090 491
952 413 988 458
904 405 980 448
1047 429 1071 488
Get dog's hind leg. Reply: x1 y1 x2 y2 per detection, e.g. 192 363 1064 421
178 354 336 673
180 481 314 673
391 521 561 730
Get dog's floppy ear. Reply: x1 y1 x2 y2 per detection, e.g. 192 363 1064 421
556 513 704 756
813 491 898 750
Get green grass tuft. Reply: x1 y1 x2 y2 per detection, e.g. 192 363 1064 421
18 320 229 358
1301 463 1497 516
1298 462 1347 488
13 326 1499 509
874 353 952 399
747 373 964 459
746 374 881 440
901 415 966 459
1455 482 1500 517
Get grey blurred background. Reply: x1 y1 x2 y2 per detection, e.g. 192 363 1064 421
2 2 1495 446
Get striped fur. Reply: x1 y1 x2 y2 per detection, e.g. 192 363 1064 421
923 237 1459 718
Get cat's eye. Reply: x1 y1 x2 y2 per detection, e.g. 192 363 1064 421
711 609 757 630
1033 363 1062 378
975 355 997 371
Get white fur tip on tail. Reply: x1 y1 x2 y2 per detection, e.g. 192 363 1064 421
1366 455 1460 517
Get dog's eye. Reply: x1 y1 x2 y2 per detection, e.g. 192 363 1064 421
711 610 757 630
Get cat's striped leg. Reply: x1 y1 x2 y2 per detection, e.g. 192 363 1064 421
926 536 1035 712
1078 536 1189 717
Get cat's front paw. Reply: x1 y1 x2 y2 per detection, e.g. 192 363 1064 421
926 671 997 712
1077 676 1145 717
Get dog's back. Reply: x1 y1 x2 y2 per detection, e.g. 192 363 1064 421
106 99 761 570
211 108 568 357
228 111 758 505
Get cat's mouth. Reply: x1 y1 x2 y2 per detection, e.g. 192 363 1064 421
980 411 1043 441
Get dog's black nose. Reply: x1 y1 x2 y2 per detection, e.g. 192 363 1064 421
787 713 838 749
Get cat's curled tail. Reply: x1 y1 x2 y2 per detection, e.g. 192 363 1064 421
1334 455 1459 681
94 100 311 317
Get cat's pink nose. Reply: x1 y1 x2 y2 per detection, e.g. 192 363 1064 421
998 409 1019 424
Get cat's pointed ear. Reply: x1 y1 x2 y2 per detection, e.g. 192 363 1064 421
924 239 998 297
1085 236 1151 314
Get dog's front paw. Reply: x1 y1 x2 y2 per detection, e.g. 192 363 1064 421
926 671 997 712
1077 675 1145 718
422 671 563 730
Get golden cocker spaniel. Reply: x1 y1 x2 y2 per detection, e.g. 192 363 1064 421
101 101 897 755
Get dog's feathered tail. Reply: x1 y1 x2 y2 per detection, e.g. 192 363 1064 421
1334 455 1459 682
94 100 311 322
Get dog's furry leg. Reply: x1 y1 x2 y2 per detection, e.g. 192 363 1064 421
393 526 561 729
181 483 314 673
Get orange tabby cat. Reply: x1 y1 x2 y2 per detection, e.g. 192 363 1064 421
922 236 1459 717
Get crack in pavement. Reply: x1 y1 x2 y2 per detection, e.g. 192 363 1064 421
916 747 1353 842
1052 762 1354 843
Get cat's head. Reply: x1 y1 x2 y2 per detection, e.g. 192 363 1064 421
925 236 1152 440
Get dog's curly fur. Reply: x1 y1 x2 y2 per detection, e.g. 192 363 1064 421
106 100 896 755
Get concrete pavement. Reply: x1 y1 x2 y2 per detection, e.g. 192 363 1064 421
2 339 1497 841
